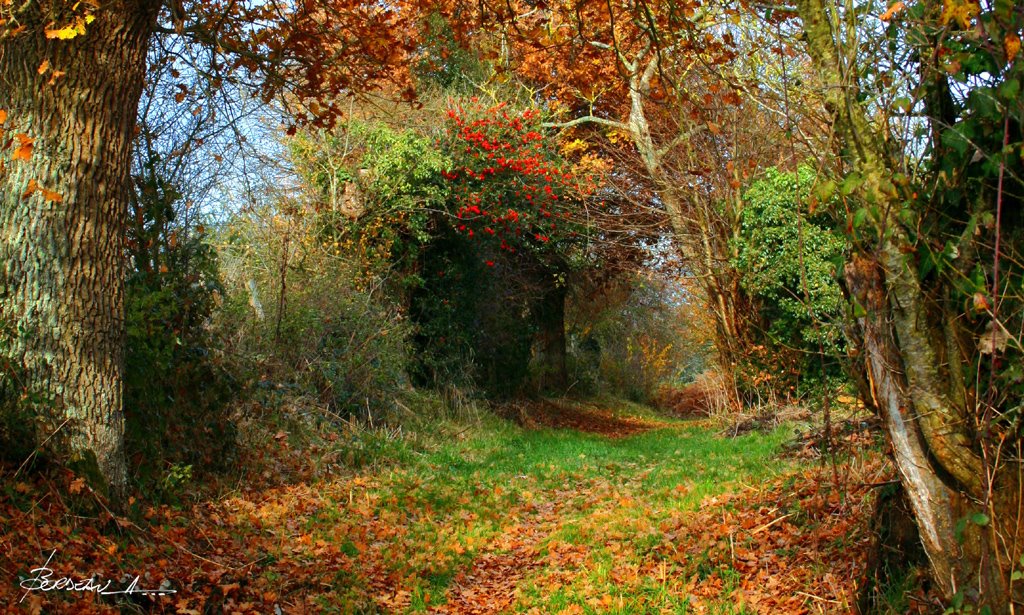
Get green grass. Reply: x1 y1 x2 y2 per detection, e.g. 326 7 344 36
1 394 871 613
284 399 800 612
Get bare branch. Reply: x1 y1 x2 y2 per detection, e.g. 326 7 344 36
542 115 629 131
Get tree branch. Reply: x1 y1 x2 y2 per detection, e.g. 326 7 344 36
541 115 629 131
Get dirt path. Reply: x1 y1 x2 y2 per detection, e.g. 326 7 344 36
431 402 658 614
432 516 546 613
427 402 886 614
520 399 670 438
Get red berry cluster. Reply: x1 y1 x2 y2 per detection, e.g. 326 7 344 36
440 99 581 257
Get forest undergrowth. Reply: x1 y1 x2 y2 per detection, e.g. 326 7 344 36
1 397 906 614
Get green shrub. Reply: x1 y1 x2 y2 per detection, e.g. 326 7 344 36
123 171 237 496
217 205 412 426
731 166 847 399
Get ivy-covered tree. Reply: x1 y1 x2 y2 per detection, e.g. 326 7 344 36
796 0 1024 606
732 166 845 396
291 99 591 395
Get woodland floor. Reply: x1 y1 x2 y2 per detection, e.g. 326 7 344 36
1 399 897 614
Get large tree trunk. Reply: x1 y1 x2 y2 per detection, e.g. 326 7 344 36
795 0 1019 607
531 283 568 392
846 255 1006 605
0 2 158 496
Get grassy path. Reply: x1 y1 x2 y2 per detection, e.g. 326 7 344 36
1 400 886 614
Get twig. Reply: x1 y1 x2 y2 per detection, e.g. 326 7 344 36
857 479 900 488
795 590 840 604
14 418 71 479
750 512 795 535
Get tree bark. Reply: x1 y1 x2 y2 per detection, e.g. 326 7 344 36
531 282 568 392
0 2 159 496
796 0 1018 606
846 256 1005 605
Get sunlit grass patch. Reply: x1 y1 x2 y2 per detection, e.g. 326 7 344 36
0 396 883 613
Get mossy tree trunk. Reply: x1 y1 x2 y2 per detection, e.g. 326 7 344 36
0 1 159 497
796 0 1019 607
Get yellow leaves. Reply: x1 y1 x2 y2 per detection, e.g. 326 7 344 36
12 133 33 160
941 0 979 29
1006 33 1021 62
0 109 7 125
44 14 96 40
879 1 905 21
558 138 589 157
574 151 612 178
37 59 49 75
605 128 631 145
45 26 78 40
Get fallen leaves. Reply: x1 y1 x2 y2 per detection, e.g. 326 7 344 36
515 399 667 437
0 404 892 614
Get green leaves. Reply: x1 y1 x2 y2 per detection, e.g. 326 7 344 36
942 124 973 158
893 97 912 113
1012 555 1024 582
812 178 836 204
840 172 863 197
955 511 992 543
732 165 846 372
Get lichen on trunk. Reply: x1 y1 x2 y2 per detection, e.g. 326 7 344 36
0 1 159 498
795 0 1020 606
